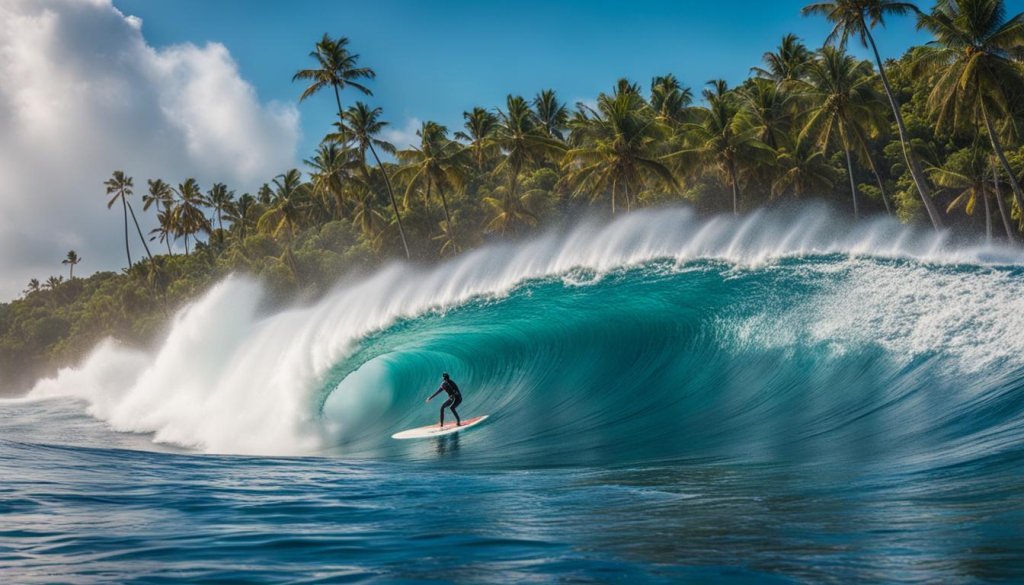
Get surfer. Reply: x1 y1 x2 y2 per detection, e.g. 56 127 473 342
426 372 462 427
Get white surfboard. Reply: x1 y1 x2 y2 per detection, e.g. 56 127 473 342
391 415 490 440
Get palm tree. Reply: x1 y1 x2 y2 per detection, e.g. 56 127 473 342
432 220 458 256
491 95 565 231
104 172 154 265
739 77 794 151
773 135 838 198
563 86 678 214
533 89 569 140
803 0 945 229
172 178 211 255
614 78 644 97
651 74 694 124
224 193 259 241
258 169 310 240
673 80 769 214
293 33 374 122
104 171 135 268
44 276 63 291
143 179 174 214
257 183 274 205
455 107 500 170
800 46 887 218
149 208 176 256
395 121 468 252
482 185 548 233
144 178 176 254
752 33 814 84
734 78 795 199
928 145 1001 241
914 0 1024 224
352 193 386 250
207 183 235 247
332 102 410 258
62 250 81 279
23 278 40 295
306 142 360 219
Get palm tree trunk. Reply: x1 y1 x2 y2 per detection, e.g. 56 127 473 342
864 25 943 230
994 164 1016 244
983 183 992 244
841 132 859 219
127 201 154 262
333 85 344 124
865 151 892 215
368 144 411 259
436 183 457 253
729 160 740 215
121 196 133 268
982 101 1024 228
162 202 174 256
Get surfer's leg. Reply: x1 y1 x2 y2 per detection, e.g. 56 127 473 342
440 397 454 427
451 395 462 425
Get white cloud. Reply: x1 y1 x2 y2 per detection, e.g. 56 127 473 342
381 117 421 151
0 0 300 299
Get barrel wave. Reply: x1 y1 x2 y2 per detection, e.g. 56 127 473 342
325 256 1024 472
27 206 1024 469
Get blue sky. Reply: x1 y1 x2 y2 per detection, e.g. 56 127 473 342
112 0 931 159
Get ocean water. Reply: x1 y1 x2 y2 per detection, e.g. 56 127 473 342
4 207 1024 583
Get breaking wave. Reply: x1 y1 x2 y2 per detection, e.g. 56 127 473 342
23 206 1024 473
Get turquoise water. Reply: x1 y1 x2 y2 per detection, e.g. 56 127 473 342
4 209 1024 582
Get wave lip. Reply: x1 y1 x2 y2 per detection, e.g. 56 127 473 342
26 205 1024 457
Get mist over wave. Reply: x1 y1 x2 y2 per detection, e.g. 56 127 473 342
23 206 1024 462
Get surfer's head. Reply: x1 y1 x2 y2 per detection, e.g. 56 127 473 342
442 372 450 380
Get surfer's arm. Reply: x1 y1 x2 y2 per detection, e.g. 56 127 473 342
427 386 444 401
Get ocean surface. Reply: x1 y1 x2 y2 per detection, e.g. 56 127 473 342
4 207 1024 583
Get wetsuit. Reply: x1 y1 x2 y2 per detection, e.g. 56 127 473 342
430 379 462 426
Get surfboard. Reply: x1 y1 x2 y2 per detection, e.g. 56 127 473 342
391 415 489 440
